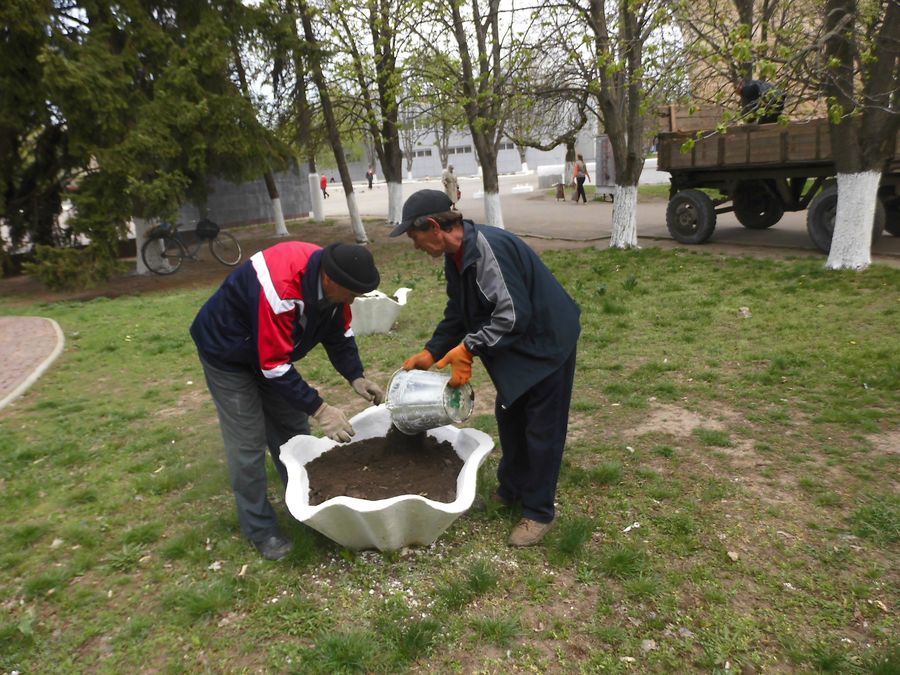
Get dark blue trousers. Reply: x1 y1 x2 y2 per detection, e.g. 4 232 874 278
495 347 576 523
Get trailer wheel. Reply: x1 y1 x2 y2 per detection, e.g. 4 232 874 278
666 189 717 244
806 185 886 253
733 180 784 229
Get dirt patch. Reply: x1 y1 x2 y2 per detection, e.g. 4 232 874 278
625 402 728 438
868 429 900 455
305 426 464 504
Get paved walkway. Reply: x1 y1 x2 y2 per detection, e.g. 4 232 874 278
0 316 65 411
322 171 900 261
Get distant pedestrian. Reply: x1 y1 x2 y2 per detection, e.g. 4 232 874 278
442 164 459 207
320 174 329 199
366 166 374 190
572 154 590 204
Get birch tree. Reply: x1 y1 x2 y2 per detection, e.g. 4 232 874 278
326 0 413 226
229 42 291 237
296 0 369 243
819 0 899 270
424 0 534 228
570 0 683 248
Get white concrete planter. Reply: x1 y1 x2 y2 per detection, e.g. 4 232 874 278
350 288 411 336
281 406 494 551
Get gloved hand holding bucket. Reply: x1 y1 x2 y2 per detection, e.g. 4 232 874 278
386 365 474 434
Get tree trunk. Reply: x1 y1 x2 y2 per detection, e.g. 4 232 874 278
472 134 503 228
564 140 576 187
289 11 323 223
133 217 154 275
609 185 639 248
232 43 289 238
826 172 881 270
308 161 324 222
447 0 505 229
263 171 289 236
298 0 367 243
822 0 900 270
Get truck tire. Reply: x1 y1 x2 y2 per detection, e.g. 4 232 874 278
666 189 717 244
806 185 886 253
733 180 784 229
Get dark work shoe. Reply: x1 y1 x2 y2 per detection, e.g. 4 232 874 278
253 534 292 561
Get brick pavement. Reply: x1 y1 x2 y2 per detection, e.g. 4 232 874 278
0 316 64 410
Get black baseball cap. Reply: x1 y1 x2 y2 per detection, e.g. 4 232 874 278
390 189 453 237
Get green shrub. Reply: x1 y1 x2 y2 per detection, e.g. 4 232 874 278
23 244 125 290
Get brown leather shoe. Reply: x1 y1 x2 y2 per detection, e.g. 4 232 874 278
508 518 555 547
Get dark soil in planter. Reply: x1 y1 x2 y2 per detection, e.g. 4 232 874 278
305 427 465 505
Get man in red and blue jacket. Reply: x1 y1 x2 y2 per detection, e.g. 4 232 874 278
191 241 383 560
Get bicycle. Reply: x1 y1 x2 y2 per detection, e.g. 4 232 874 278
141 218 242 275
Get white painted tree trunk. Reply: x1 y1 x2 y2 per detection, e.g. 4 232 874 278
826 171 880 270
407 169 413 181
346 192 369 244
521 161 529 173
309 173 324 222
483 192 505 229
387 181 403 225
609 185 639 249
133 217 153 275
271 196 289 236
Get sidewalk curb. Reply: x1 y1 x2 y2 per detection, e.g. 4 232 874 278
0 318 66 411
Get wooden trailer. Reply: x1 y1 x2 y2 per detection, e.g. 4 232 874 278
655 108 900 252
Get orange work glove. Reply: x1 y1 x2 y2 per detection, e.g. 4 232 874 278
403 349 436 371
435 342 474 387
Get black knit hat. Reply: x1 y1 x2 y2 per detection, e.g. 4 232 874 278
390 189 453 237
321 243 380 294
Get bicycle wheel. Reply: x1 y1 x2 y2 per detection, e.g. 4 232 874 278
209 231 242 266
141 234 186 275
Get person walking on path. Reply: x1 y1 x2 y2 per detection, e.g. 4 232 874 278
320 174 330 199
366 166 374 190
573 154 590 204
190 241 384 560
393 189 581 547
442 164 459 207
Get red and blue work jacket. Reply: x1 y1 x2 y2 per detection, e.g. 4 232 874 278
190 241 364 414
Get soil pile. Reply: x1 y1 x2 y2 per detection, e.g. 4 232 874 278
305 427 464 505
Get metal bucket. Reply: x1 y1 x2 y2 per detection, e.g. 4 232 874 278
386 369 475 435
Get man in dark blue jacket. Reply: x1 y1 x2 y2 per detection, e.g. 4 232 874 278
393 190 581 546
735 77 785 124
191 241 383 560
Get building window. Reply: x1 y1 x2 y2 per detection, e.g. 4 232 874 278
498 142 516 151
447 145 472 155
413 149 432 158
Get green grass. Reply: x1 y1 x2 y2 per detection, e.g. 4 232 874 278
1 235 898 672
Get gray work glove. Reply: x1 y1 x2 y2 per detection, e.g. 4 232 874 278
312 402 354 443
351 376 385 405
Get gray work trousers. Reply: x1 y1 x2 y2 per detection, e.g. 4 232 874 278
199 355 310 543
